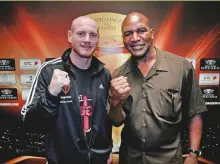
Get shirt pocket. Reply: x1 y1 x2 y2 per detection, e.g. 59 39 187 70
145 85 182 124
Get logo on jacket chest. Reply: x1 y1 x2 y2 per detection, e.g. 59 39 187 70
79 95 92 136
62 84 70 95
60 85 72 103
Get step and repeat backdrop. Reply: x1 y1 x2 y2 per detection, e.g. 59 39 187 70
0 1 219 163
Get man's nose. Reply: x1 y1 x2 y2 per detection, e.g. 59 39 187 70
83 34 91 42
131 32 140 42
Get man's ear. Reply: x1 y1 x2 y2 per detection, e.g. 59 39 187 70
67 30 72 43
150 28 154 40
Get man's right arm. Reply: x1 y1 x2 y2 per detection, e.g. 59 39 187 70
21 67 70 131
107 76 130 127
107 98 126 127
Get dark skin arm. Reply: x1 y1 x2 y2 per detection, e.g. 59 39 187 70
184 114 203 164
108 76 130 126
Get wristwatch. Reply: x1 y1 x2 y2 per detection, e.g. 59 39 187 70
188 148 202 157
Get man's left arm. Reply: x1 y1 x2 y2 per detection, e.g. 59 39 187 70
182 61 207 164
184 114 203 164
189 114 203 152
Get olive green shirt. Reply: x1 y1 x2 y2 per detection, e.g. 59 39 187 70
112 47 207 164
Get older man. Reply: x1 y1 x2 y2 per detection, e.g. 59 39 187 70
108 12 207 164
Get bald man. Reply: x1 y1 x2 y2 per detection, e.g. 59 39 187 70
21 16 113 164
108 12 207 164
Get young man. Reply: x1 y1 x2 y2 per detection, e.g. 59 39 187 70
21 16 112 164
108 12 207 164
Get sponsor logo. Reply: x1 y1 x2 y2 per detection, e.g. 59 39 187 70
0 88 18 100
201 88 218 99
200 58 220 70
60 85 72 103
205 102 220 105
0 60 10 66
0 58 15 71
186 58 196 69
22 88 30 100
1 89 12 95
0 103 19 106
199 73 219 85
60 95 73 103
20 74 35 85
20 59 41 70
0 74 16 85
201 87 220 105
62 85 70 95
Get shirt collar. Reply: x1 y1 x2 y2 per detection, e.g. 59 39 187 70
154 47 169 72
124 46 169 74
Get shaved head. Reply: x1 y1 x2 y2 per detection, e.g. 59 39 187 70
67 15 99 59
122 12 150 31
121 12 154 59
71 16 98 32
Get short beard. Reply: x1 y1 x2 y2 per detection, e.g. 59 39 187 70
72 48 95 59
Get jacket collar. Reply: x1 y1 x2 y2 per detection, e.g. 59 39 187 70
61 48 105 75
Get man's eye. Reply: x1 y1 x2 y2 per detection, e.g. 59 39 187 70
90 33 98 38
138 29 147 34
77 32 86 36
123 32 131 37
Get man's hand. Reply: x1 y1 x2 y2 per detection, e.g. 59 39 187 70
184 153 198 164
48 69 70 96
110 76 130 107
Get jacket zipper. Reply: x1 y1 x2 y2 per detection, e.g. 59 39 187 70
74 66 105 163
74 80 91 164
74 80 89 144
87 67 104 163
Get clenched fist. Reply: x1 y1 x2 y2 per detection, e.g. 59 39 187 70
48 69 70 96
110 76 130 107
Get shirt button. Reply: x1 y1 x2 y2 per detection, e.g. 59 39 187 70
142 138 146 143
143 123 147 127
142 108 146 112
142 93 146 98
